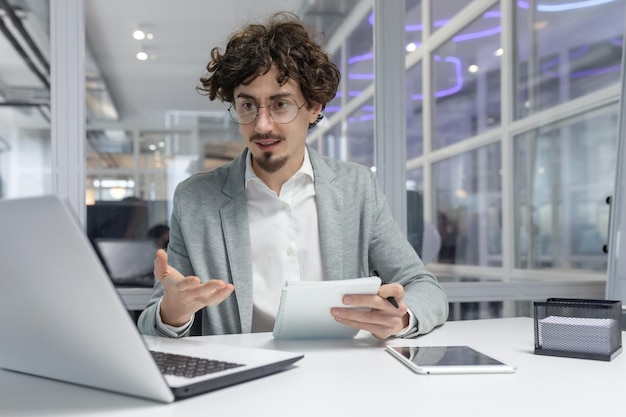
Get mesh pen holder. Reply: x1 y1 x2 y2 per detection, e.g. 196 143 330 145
534 298 622 361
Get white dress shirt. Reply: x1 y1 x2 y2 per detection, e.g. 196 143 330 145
245 148 323 331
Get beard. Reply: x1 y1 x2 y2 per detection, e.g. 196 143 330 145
253 152 288 173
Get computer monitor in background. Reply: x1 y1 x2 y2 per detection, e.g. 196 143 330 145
93 239 156 287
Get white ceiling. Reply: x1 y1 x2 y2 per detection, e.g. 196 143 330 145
0 0 353 128
84 0 313 128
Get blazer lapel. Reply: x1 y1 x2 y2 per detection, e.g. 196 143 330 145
221 149 253 332
309 148 344 281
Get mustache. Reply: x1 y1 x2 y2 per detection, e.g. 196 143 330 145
250 133 285 141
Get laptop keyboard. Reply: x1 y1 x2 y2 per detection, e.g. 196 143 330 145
150 351 245 378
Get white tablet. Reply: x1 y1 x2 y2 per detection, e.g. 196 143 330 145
385 345 516 374
272 277 381 340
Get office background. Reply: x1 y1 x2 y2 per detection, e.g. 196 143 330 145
1 0 625 319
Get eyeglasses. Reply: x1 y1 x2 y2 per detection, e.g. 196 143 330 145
228 96 307 125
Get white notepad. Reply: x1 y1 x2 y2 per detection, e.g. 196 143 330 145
272 277 382 340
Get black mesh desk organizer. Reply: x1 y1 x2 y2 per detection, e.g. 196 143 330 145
534 298 622 361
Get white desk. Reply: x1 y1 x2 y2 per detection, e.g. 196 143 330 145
0 317 623 416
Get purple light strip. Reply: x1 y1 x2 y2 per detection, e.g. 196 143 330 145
348 73 375 80
345 55 463 103
335 1 618 119
540 45 590 73
348 52 374 65
570 65 621 78
452 12 501 42
332 91 371 98
517 0 616 12
540 45 620 79
434 56 463 99
353 10 502 67
452 25 501 42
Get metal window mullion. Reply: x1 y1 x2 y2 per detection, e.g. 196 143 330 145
374 0 406 232
421 0 434 224
605 8 626 301
339 40 348 160
501 0 516 276
50 0 85 225
133 128 140 198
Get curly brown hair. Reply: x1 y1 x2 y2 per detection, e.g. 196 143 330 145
197 12 340 126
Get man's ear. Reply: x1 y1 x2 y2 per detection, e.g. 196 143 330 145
309 103 323 124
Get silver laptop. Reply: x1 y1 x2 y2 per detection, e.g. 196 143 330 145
0 195 303 403
94 238 157 287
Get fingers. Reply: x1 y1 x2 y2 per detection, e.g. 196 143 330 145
160 279 234 327
331 307 407 339
154 249 188 286
153 249 235 327
153 248 233 298
153 248 169 280
377 282 405 302
340 282 405 311
335 313 406 340
167 279 233 303
193 280 235 304
331 282 408 339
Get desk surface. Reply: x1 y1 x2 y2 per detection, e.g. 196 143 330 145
1 317 623 416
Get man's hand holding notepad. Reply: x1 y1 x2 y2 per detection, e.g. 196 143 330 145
272 277 382 339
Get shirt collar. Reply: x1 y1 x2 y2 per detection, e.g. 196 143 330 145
245 147 314 189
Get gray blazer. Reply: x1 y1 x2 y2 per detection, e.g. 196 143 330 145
137 146 448 337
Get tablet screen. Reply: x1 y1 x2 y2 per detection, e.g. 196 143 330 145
385 345 516 374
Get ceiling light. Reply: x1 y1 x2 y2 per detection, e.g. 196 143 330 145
136 51 148 61
468 64 479 73
109 187 127 200
494 48 504 57
133 30 146 40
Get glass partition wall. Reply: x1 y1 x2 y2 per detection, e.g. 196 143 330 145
0 0 51 199
308 0 624 319
6 0 624 317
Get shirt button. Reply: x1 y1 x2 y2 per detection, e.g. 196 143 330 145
286 247 294 256
282 203 288 211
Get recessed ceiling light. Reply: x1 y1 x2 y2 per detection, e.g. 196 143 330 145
468 64 479 73
136 51 148 61
133 30 146 40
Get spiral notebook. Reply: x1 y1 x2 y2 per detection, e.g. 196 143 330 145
272 277 381 339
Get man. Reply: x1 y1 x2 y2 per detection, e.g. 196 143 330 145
137 12 448 340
